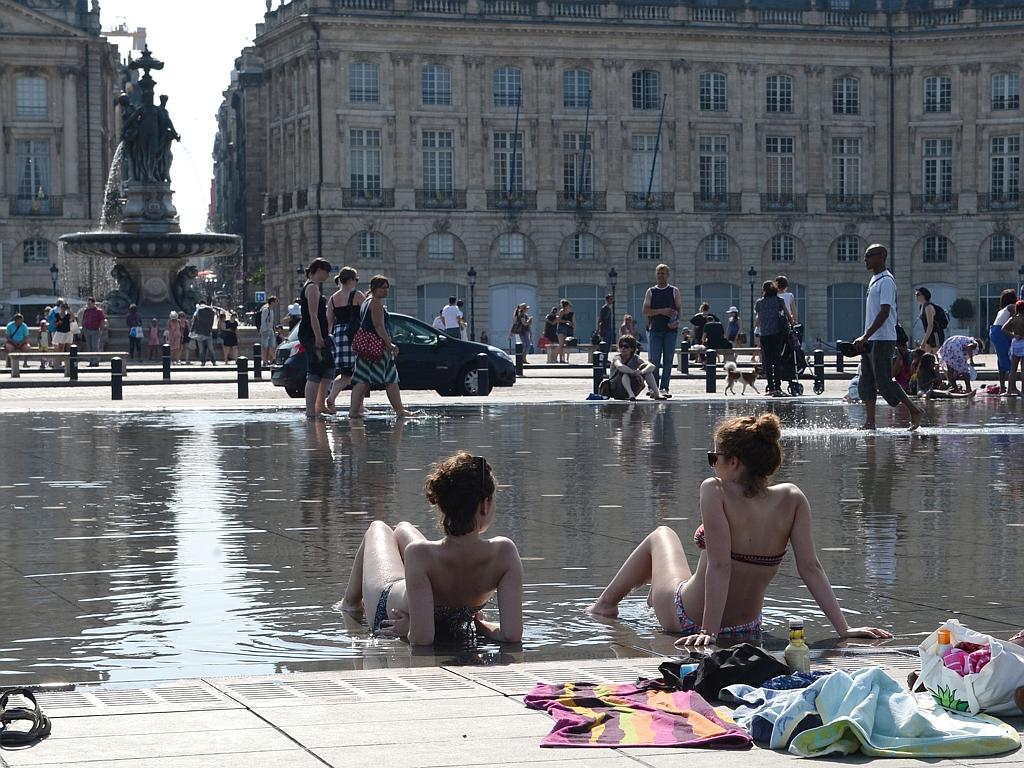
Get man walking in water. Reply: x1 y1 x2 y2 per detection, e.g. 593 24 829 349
853 244 924 431
642 264 680 397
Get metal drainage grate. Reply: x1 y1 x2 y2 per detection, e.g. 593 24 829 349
150 686 221 704
453 659 665 695
34 691 91 710
93 689 158 707
222 682 297 701
285 681 359 699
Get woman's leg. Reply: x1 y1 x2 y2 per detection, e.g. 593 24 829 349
621 374 635 399
557 333 566 363
326 374 353 408
341 521 408 614
385 383 415 416
1010 356 1022 395
643 371 664 398
588 526 692 631
349 381 369 417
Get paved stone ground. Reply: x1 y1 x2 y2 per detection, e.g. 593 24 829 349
0 656 1021 768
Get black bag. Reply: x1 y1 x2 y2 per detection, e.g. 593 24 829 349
895 322 909 347
591 331 602 346
932 303 950 331
597 378 612 397
344 290 360 341
565 336 579 347
658 643 791 700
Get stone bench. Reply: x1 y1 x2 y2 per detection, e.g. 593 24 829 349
5 351 129 378
676 346 761 368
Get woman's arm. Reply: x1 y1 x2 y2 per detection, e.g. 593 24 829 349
692 478 731 645
475 539 523 643
370 299 398 355
403 544 435 646
788 485 892 638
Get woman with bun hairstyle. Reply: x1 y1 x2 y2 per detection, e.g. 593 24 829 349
588 414 892 647
340 452 523 646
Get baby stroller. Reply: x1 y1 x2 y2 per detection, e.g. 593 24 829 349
779 323 808 396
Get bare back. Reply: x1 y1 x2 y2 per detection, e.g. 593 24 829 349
412 536 513 608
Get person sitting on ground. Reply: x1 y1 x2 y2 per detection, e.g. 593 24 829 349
915 352 974 399
608 335 669 401
1004 300 1024 397
339 452 523 646
587 413 892 646
937 335 982 395
5 313 32 360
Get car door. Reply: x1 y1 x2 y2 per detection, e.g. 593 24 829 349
389 314 449 389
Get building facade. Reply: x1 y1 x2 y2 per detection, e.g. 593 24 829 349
223 0 1024 345
0 0 119 320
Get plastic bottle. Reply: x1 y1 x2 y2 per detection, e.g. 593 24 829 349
784 618 811 673
935 628 953 659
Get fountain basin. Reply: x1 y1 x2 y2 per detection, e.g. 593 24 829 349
59 232 240 260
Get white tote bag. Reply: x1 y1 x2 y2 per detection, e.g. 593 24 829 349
918 619 1024 716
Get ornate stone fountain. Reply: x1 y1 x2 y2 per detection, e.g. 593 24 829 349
59 48 239 316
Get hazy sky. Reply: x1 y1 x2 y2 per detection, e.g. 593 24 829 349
100 0 267 232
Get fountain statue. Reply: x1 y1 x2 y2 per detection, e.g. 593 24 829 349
59 48 239 317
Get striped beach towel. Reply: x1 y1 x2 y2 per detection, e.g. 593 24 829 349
524 681 752 748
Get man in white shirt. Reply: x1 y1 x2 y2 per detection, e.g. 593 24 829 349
440 296 462 338
853 244 923 431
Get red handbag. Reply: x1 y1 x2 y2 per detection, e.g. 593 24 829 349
352 327 385 362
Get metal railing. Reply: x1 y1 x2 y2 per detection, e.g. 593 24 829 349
760 193 807 212
826 194 874 213
556 191 607 211
978 192 1020 211
910 193 958 212
485 189 538 210
414 189 467 209
10 196 63 216
693 192 741 212
626 191 675 210
342 188 396 208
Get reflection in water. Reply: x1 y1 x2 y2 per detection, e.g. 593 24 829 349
0 400 1022 684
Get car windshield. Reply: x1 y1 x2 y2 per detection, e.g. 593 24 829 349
389 316 438 346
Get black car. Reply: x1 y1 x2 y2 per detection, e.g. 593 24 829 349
271 313 516 398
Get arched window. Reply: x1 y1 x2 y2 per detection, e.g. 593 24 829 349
832 77 859 115
15 76 48 119
427 233 454 260
836 234 860 262
357 231 383 259
770 234 795 262
22 239 49 265
704 234 729 262
631 70 660 110
636 233 663 261
498 233 526 260
493 67 522 107
766 75 793 113
563 69 591 109
421 64 452 105
572 233 595 260
923 235 948 263
990 234 1016 262
699 72 727 111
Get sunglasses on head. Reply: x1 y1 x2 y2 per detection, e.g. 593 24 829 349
473 456 487 496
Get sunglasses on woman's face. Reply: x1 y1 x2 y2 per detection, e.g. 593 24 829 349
707 451 720 467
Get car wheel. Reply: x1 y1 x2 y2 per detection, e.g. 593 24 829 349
457 364 493 397
285 385 304 398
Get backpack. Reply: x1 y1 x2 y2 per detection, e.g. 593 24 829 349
931 303 950 331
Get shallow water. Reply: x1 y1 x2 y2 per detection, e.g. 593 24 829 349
1 398 1022 684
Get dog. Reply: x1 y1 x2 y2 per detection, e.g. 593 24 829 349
724 361 762 395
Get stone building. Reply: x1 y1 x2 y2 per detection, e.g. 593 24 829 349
0 0 119 320
224 0 1024 346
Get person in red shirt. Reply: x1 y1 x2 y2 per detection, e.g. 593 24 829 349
79 297 106 366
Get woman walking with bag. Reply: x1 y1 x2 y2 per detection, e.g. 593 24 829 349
510 303 532 356
348 275 416 419
325 267 365 413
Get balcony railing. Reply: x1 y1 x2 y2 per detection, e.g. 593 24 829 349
415 189 467 209
826 194 874 213
693 193 741 213
981 6 1024 21
760 193 807 212
911 193 958 213
626 191 675 210
757 8 802 24
556 191 607 211
486 189 538 210
690 6 736 22
337 0 391 8
342 188 396 208
11 195 63 216
413 0 464 12
552 1 603 17
826 10 869 26
620 2 670 20
480 0 535 14
910 9 959 25
978 192 1020 211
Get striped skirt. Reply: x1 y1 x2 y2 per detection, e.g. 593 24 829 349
352 349 399 386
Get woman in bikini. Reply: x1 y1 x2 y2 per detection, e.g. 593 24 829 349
588 413 891 647
339 452 523 646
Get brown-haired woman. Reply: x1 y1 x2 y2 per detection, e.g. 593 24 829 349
339 453 523 645
348 275 415 418
588 413 891 646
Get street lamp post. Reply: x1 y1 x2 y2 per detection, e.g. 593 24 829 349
608 267 618 344
467 266 477 341
747 266 758 344
49 263 59 296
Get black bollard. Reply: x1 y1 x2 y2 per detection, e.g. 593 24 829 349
68 344 79 382
678 340 690 375
476 353 489 396
111 357 124 401
253 343 262 381
514 342 524 377
237 356 249 399
813 349 825 395
593 349 604 394
836 343 845 374
705 348 717 394
162 343 171 381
